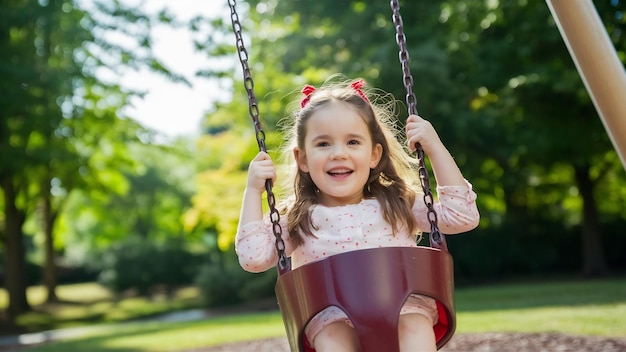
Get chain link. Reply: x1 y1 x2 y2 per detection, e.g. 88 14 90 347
390 0 446 250
228 0 290 273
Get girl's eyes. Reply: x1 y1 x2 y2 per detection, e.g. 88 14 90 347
315 140 360 147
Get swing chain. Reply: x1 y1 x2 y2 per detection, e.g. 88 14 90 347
390 0 446 250
228 0 291 273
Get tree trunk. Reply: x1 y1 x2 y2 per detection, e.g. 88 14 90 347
41 179 59 303
573 164 609 277
2 176 31 323
38 1 59 304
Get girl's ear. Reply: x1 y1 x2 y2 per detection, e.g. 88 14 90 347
294 147 309 172
370 143 383 168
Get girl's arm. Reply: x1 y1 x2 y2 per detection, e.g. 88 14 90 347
236 151 282 273
238 151 276 226
405 114 466 187
406 114 480 233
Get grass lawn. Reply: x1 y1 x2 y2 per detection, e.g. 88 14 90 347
0 283 202 333
454 278 626 337
2 277 625 351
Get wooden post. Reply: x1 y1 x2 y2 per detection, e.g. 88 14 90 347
546 0 626 170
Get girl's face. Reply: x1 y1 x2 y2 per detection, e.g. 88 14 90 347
294 102 382 207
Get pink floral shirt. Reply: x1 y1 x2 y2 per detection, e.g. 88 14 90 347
236 181 479 273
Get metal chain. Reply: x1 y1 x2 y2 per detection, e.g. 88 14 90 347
390 0 447 250
228 0 290 273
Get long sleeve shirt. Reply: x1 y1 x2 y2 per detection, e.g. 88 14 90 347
236 181 479 273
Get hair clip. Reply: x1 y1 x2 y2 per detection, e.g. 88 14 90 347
351 79 369 103
301 85 316 108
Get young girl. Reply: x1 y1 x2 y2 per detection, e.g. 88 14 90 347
236 78 479 352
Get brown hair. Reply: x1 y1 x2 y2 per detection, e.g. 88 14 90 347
278 78 422 247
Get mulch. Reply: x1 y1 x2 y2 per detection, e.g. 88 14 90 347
193 332 626 352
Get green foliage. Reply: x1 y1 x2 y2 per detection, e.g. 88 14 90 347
97 238 202 297
194 262 244 307
1 0 199 319
194 252 276 307
59 139 199 262
450 218 626 284
238 268 278 302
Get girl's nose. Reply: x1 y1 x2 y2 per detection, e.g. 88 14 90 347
330 147 348 160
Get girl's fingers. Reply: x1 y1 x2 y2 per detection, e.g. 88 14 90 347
254 151 271 161
406 115 423 151
406 115 438 152
248 152 276 191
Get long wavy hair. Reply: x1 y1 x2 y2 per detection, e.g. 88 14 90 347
277 77 422 247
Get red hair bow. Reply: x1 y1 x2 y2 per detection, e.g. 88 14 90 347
301 85 316 108
351 79 369 103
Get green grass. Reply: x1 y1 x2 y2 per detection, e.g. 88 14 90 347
454 279 626 337
18 313 286 352
3 278 625 351
1 283 202 332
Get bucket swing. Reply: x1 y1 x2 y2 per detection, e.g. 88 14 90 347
228 1 456 350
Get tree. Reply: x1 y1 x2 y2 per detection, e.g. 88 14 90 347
0 0 183 322
1 0 47 320
438 0 625 276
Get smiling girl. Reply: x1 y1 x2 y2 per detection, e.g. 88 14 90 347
235 78 479 351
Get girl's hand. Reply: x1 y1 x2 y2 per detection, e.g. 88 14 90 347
247 151 276 194
406 114 467 186
405 114 443 155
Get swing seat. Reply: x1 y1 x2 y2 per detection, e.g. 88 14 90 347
275 246 455 352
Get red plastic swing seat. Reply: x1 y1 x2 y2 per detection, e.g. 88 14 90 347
275 246 455 352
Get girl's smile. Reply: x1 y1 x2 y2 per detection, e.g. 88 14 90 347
327 167 353 178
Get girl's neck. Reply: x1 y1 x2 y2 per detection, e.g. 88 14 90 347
317 193 366 207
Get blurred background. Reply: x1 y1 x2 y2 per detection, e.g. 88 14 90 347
1 0 625 348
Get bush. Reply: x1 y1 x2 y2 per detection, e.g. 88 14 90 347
97 237 201 297
239 269 277 301
447 217 626 285
194 254 276 307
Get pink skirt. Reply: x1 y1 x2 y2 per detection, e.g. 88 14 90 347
304 294 439 345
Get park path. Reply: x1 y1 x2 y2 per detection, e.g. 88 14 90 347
0 309 209 351
0 298 279 350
